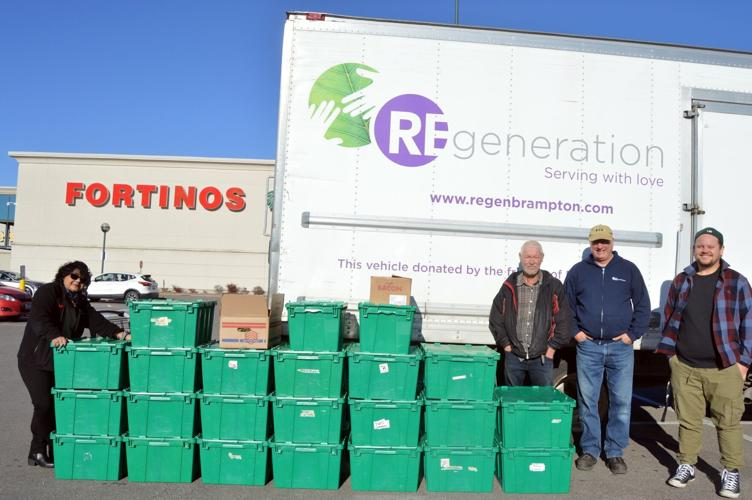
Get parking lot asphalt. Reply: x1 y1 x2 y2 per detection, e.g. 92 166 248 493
0 302 750 500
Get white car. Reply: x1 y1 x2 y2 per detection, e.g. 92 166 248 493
87 272 159 302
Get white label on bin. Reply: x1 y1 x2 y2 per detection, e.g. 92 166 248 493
378 363 390 374
83 452 93 462
373 419 391 430
297 368 320 374
300 410 316 418
551 418 562 424
529 463 546 472
389 295 408 306
151 316 172 327
440 458 462 471
228 452 243 461
228 360 239 369
452 375 467 380
468 466 478 472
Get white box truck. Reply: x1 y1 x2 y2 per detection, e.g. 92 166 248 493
269 12 752 394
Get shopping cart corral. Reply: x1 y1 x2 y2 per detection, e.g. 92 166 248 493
97 309 130 334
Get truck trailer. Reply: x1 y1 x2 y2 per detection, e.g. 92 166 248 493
269 12 752 398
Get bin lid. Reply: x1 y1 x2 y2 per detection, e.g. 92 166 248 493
271 343 345 357
496 386 576 406
269 436 345 451
346 343 422 358
52 337 127 350
198 340 269 356
129 298 216 310
357 302 416 312
285 300 346 310
421 343 499 359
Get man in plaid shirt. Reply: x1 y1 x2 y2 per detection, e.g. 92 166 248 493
657 227 751 499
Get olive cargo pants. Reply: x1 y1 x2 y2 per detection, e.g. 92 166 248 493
670 355 745 469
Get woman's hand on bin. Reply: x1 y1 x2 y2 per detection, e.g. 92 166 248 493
51 336 67 348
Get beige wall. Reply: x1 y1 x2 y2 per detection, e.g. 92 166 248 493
11 153 273 292
0 249 10 271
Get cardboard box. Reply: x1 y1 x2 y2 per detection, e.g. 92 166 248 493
369 276 412 306
219 293 284 349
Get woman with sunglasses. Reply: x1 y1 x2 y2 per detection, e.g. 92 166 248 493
16 260 130 469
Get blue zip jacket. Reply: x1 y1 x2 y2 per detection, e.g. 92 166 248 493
564 251 651 342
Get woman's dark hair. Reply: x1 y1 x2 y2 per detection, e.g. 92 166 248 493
54 261 92 286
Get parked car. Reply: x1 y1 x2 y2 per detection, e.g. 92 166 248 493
87 273 159 302
0 286 32 319
0 270 44 297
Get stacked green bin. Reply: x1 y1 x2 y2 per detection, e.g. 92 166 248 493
495 386 576 494
51 338 128 481
422 343 499 493
197 341 273 486
347 303 423 492
271 301 347 490
125 299 215 483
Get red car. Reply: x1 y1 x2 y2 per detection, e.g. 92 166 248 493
0 286 32 319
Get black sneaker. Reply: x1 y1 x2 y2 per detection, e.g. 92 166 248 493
668 463 695 488
720 468 740 499
606 457 627 474
575 453 597 471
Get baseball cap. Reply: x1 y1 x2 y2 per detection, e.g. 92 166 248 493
694 227 723 246
588 224 613 242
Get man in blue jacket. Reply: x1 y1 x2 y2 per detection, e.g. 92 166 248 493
564 224 650 475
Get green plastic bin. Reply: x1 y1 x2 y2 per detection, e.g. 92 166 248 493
497 446 575 494
52 389 126 436
270 394 346 444
199 393 270 441
272 345 345 397
422 343 499 400
199 342 272 395
425 398 497 447
270 438 346 489
349 396 423 446
52 338 127 390
51 433 125 481
357 302 416 354
424 443 497 493
124 435 199 483
348 437 423 492
285 301 346 352
496 386 575 449
128 299 216 348
347 343 422 400
127 346 201 393
126 392 199 438
198 438 271 486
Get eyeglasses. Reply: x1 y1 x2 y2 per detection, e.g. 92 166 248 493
69 273 83 282
590 239 612 245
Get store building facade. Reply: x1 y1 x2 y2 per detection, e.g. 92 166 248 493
10 152 274 292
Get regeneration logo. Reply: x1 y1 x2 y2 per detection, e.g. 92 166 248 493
308 63 448 167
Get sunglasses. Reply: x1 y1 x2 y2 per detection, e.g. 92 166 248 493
69 273 83 282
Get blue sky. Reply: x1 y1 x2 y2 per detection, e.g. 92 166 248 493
1 0 751 187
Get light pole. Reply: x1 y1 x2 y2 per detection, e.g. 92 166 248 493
100 223 110 274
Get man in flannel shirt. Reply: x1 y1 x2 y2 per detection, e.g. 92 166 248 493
489 240 571 386
657 227 750 499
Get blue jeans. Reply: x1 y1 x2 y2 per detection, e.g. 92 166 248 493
504 351 554 386
576 339 634 459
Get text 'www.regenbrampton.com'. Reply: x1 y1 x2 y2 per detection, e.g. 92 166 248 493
429 193 614 214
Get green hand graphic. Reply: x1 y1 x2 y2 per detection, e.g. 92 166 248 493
309 63 377 148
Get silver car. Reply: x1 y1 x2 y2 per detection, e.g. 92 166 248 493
0 270 43 297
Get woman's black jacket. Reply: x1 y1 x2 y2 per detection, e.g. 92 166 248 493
17 282 122 371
